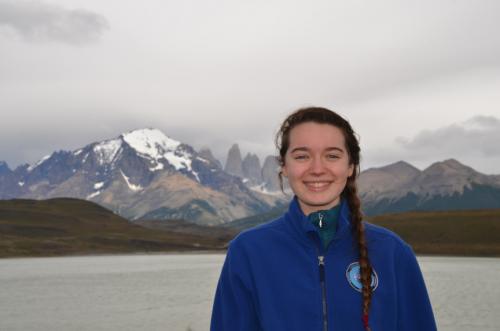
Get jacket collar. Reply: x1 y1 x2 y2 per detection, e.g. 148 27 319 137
284 195 352 247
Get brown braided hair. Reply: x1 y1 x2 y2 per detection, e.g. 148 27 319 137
275 106 373 330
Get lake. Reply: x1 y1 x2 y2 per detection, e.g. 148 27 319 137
0 254 498 331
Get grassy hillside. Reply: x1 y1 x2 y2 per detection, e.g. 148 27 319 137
2 198 499 258
367 209 500 257
134 218 237 245
0 198 233 258
223 205 287 230
225 206 500 257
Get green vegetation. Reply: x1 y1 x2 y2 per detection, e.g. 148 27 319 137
368 209 500 257
2 198 499 258
0 198 234 258
223 205 287 230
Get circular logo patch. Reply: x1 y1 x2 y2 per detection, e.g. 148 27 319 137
346 262 378 292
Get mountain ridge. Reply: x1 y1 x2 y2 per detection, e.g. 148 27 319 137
2 131 499 223
359 159 500 215
0 128 285 225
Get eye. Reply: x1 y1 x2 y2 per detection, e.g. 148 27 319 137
293 154 309 160
327 154 340 159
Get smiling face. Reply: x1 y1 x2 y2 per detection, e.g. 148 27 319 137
281 122 354 215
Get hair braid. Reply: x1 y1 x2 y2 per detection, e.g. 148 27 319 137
344 179 373 331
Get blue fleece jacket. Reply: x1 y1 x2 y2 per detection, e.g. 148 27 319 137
211 196 437 331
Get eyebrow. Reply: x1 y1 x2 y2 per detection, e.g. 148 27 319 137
290 147 345 153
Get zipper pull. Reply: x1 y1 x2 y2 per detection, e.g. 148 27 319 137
318 255 325 282
318 255 325 266
318 213 323 228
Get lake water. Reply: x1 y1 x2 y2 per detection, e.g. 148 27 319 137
0 254 499 331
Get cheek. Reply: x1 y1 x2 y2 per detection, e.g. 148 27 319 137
333 164 353 178
285 163 307 179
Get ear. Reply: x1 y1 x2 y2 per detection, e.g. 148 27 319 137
281 165 288 177
348 163 354 178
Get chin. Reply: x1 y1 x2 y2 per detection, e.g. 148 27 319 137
300 195 340 209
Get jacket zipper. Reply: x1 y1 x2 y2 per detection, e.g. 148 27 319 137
318 254 328 331
316 213 328 331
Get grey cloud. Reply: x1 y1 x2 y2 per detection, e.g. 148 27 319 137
0 113 139 169
362 115 500 175
462 115 500 130
397 115 500 157
0 0 108 44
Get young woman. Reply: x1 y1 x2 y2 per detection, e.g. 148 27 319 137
211 107 437 331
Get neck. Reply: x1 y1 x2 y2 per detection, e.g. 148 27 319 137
298 198 340 216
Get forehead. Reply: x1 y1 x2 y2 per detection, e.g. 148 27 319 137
288 122 346 150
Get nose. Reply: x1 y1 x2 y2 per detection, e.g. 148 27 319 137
309 156 326 175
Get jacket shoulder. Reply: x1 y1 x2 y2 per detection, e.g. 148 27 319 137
229 215 286 248
363 221 411 249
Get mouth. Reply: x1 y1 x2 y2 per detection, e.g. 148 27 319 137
304 181 332 192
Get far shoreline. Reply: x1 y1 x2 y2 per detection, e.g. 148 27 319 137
2 250 500 260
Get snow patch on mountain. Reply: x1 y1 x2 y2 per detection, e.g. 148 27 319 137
27 154 51 171
149 163 164 171
166 149 192 171
86 191 101 199
123 128 197 177
120 169 143 191
94 182 104 189
93 139 122 165
249 183 285 196
192 170 200 182
166 150 200 182
122 128 180 159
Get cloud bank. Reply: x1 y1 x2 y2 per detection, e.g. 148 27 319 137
363 115 500 174
397 116 500 158
0 0 108 44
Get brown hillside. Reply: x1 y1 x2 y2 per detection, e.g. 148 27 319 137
0 198 231 258
368 209 500 257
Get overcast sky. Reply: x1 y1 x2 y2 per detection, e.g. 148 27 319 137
1 0 499 174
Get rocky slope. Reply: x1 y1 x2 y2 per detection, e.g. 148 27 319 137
358 159 500 215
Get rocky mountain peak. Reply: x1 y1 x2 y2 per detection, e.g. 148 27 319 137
122 128 181 158
242 153 262 186
262 155 281 192
423 158 478 177
358 161 421 200
224 144 244 177
375 160 421 181
411 158 491 197
382 160 420 173
118 128 196 174
0 161 11 175
27 153 52 172
198 147 222 169
92 138 123 166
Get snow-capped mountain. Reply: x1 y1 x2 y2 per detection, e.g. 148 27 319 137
0 128 286 224
358 159 500 215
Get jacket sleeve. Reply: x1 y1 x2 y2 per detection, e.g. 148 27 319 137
210 239 262 331
396 242 437 331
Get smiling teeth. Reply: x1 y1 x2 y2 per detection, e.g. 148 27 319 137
307 182 330 188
